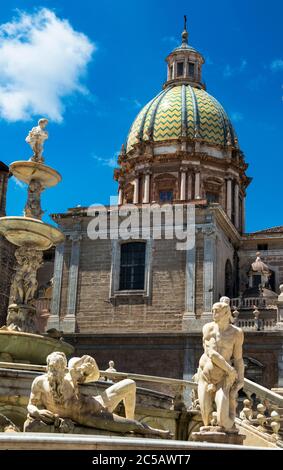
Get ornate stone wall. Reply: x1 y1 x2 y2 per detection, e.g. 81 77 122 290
0 236 14 325
47 205 241 333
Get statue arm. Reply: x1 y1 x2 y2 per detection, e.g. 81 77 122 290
207 348 236 376
232 329 245 390
27 378 56 424
203 326 235 377
27 379 43 417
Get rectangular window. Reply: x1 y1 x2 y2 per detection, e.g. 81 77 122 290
177 62 184 77
119 242 146 290
188 62 195 77
257 244 268 251
159 190 173 203
169 65 173 80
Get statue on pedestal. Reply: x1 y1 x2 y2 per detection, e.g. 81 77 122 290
25 118 48 163
24 352 172 438
193 300 245 443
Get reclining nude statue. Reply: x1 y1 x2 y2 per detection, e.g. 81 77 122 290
196 300 244 432
24 352 171 438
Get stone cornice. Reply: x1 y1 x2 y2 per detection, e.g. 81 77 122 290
210 205 241 244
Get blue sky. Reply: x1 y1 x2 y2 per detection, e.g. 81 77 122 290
0 0 282 232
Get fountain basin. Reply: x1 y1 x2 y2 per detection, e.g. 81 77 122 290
10 161 61 188
0 330 74 364
0 216 64 250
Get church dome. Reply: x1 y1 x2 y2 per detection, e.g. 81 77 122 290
126 84 238 152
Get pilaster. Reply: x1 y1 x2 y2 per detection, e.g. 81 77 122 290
48 243 65 330
62 233 82 333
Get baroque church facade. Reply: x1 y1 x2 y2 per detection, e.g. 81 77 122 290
1 25 283 388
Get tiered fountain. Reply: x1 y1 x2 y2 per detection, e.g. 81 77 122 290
0 118 73 364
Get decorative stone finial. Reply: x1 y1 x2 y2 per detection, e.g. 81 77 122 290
25 118 49 163
182 15 188 45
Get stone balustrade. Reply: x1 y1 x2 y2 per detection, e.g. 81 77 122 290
236 318 277 331
231 297 272 309
239 378 283 445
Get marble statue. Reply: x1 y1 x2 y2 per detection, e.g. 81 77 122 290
197 301 244 431
25 118 48 163
11 247 43 305
104 360 118 382
24 352 172 438
5 303 37 333
106 360 117 373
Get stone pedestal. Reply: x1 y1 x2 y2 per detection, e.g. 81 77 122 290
192 426 245 445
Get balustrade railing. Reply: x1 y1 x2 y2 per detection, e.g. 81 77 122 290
236 318 277 331
231 297 270 309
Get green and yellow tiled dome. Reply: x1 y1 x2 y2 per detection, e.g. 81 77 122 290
126 84 237 152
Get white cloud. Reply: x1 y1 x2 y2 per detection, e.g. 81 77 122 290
270 59 283 71
0 8 94 122
223 59 247 78
231 112 243 123
92 153 118 169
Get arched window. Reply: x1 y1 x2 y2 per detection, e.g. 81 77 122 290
119 242 146 290
225 259 233 298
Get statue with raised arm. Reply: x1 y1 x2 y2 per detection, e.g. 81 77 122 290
24 352 172 438
25 118 49 163
196 301 244 434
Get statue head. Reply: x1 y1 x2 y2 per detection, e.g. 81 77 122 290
8 303 18 315
46 351 67 377
219 296 230 306
46 352 67 404
212 301 233 324
38 118 48 129
68 355 100 384
109 360 115 368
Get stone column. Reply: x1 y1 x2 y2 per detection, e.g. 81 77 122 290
194 172 201 199
182 225 196 330
0 174 8 217
48 243 65 330
61 233 82 332
226 178 232 219
203 225 216 315
187 173 193 200
118 188 123 205
242 196 246 232
234 182 239 229
143 172 150 204
133 177 139 204
180 169 186 201
184 58 188 78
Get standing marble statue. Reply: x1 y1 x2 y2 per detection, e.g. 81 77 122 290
24 352 171 438
25 118 48 163
197 301 244 431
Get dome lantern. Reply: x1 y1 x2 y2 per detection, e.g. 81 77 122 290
164 16 205 90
